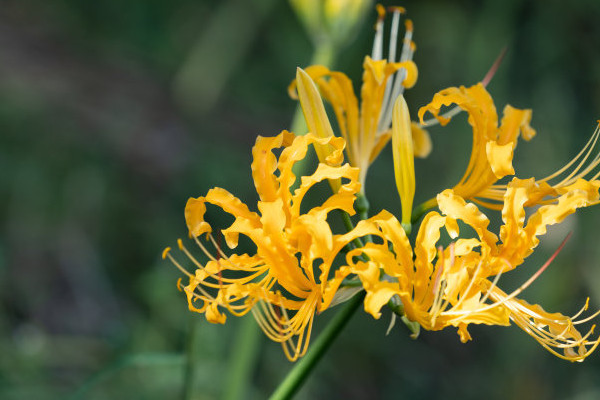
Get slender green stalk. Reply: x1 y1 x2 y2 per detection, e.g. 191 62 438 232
411 198 437 225
269 291 366 400
355 194 370 221
70 353 184 400
183 315 200 400
339 210 364 251
224 316 262 400
355 194 373 242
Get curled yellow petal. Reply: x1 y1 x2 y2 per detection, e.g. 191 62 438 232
184 197 211 238
417 83 535 208
168 130 379 362
486 140 515 178
411 122 431 158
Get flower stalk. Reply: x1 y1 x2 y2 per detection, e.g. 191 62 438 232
269 291 366 400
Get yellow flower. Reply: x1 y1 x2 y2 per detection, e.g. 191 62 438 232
288 5 429 192
348 176 600 361
418 84 600 212
417 83 536 209
290 0 371 48
485 122 600 208
164 131 377 361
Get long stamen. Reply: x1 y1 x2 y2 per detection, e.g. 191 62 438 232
480 259 510 304
387 9 401 63
573 309 600 325
379 18 414 133
435 244 455 316
543 124 600 186
429 246 447 324
399 19 413 62
209 233 229 260
163 247 194 278
571 298 591 320
192 235 218 262
446 234 572 317
378 9 402 128
371 4 386 60
178 239 205 270
451 259 483 311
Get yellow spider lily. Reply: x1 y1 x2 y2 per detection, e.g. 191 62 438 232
418 84 600 211
289 5 429 192
348 177 600 361
417 83 536 209
290 0 371 49
164 131 377 361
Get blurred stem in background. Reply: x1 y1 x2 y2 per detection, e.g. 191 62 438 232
182 315 199 400
223 315 262 400
289 0 372 137
173 0 277 117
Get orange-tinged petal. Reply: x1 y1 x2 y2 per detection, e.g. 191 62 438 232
398 60 418 88
498 105 536 144
413 212 446 300
205 302 227 324
184 197 212 238
437 189 498 250
418 84 535 206
290 161 359 220
252 132 292 202
524 183 599 243
411 122 432 158
486 140 515 178
367 130 391 164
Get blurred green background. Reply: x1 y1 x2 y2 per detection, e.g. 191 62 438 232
2 0 600 399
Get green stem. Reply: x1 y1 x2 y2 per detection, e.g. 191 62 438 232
388 297 420 339
310 40 335 69
224 315 262 400
356 194 373 243
356 194 370 221
339 210 364 251
183 315 199 400
70 353 184 400
269 291 365 400
411 198 438 225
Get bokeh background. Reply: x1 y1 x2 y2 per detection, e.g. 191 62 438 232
2 0 600 399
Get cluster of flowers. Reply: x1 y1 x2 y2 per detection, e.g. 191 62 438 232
164 6 600 362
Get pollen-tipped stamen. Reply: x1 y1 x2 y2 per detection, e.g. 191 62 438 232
371 4 386 60
379 16 415 133
163 246 194 278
